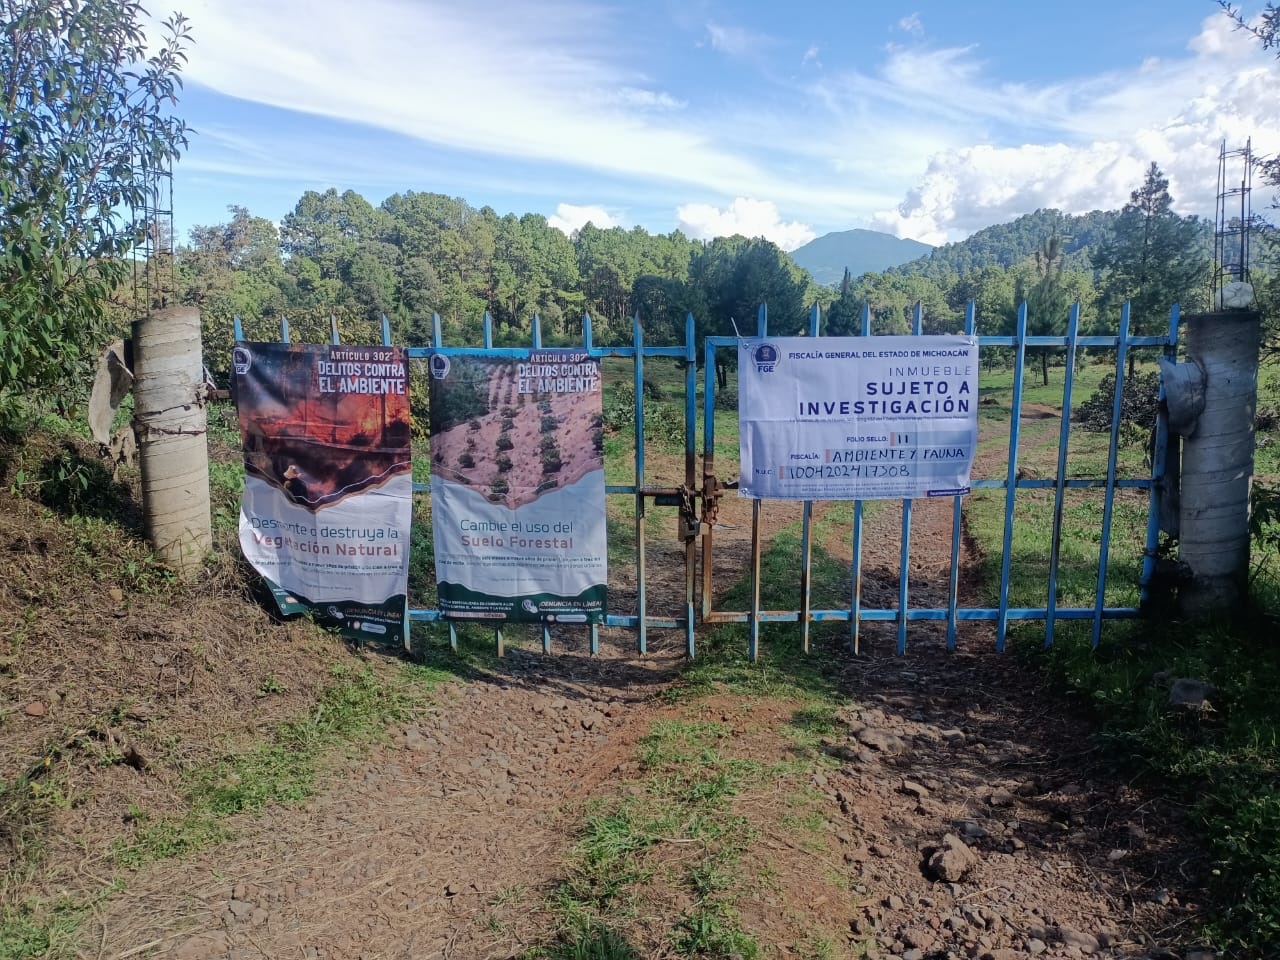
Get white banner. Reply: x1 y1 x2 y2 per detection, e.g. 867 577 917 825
239 473 412 606
738 335 979 500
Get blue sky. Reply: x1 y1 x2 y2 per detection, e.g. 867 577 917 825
167 1 1280 249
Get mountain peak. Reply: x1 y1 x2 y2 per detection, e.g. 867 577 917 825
791 229 933 286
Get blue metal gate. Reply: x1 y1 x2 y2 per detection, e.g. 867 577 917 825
234 297 1177 661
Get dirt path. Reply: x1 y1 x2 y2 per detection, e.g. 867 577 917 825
90 644 686 959
82 411 1199 959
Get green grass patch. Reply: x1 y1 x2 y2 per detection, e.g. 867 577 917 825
112 661 449 868
535 524 866 957
538 718 764 959
679 518 857 702
967 371 1154 616
0 896 98 960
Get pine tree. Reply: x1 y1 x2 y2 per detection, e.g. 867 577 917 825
1021 234 1071 386
1092 163 1208 375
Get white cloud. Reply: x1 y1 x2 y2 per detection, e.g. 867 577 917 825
547 203 621 235
870 143 1150 245
705 21 766 57
676 198 815 251
897 13 924 37
864 13 1280 242
607 87 685 110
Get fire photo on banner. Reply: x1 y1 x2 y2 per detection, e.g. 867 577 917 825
738 335 979 501
233 342 413 645
427 349 607 623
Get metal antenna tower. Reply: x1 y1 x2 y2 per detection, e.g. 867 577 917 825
1213 138 1261 294
131 150 176 312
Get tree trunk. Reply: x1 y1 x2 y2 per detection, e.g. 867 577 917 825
132 306 212 577
1041 351 1049 387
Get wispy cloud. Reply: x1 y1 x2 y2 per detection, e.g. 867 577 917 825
705 20 768 57
180 0 763 196
897 13 924 37
606 87 686 110
173 2 1280 246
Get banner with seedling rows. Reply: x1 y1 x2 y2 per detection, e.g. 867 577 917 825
427 349 607 623
233 342 413 644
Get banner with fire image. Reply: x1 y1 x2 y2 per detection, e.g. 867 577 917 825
427 349 607 623
233 342 413 645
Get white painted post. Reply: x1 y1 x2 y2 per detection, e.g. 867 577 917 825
132 306 212 576
1178 310 1261 616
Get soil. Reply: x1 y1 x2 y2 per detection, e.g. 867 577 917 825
430 359 603 508
0 419 1210 960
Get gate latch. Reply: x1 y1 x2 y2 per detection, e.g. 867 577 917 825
676 484 700 541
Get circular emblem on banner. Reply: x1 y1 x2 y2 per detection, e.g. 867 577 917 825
232 345 252 375
522 599 540 614
752 343 779 374
429 354 451 379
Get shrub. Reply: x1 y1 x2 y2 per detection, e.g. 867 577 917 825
457 453 475 468
540 414 559 434
1077 370 1160 439
496 454 513 473
603 384 637 433
1257 403 1280 432
496 432 514 452
603 383 685 446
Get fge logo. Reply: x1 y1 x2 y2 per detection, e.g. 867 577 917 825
752 343 779 374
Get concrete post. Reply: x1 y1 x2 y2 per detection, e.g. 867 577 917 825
1178 310 1261 616
132 306 212 577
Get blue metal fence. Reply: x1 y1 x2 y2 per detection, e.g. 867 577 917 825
234 298 1177 661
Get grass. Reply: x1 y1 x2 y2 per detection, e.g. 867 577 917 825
1015 604 1280 956
111 660 450 868
966 354 1161 616
0 893 113 960
536 717 764 960
533 515 860 959
966 353 1280 956
678 509 863 701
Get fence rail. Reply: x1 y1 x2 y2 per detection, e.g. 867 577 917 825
234 297 1178 660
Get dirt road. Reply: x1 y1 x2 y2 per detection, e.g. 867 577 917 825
83 482 1201 960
